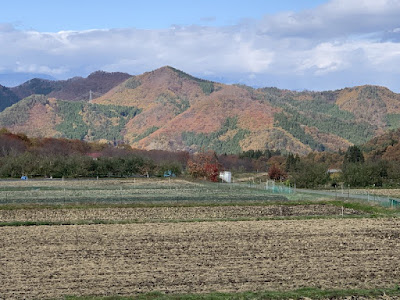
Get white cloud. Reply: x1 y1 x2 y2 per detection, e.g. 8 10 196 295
257 0 400 39
1 0 400 91
15 62 68 75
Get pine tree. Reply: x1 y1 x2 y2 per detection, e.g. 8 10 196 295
343 145 364 164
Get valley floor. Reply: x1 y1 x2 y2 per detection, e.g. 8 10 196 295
0 179 399 299
1 218 400 299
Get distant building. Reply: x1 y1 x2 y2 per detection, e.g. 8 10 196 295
87 152 102 160
327 169 342 174
164 170 176 177
327 169 342 181
219 171 232 183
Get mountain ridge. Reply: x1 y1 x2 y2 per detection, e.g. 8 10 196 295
1 66 400 155
0 71 132 112
10 70 132 102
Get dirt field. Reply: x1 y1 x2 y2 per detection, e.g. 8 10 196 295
0 204 361 223
1 218 400 299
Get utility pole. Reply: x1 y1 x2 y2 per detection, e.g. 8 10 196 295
89 90 93 103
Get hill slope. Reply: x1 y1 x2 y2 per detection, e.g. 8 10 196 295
0 71 132 114
10 71 131 103
0 85 19 112
361 128 400 162
1 66 400 155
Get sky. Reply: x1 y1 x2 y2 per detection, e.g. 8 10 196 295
1 0 400 91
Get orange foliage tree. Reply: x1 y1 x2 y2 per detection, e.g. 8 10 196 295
268 164 286 181
187 151 221 182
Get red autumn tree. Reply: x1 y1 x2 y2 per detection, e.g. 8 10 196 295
268 164 286 181
187 151 221 182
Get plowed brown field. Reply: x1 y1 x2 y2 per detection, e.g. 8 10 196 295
0 204 360 223
1 218 400 299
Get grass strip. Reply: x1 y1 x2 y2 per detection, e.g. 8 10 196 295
62 286 400 300
0 199 398 217
0 212 390 227
1 200 398 228
0 198 391 210
0 200 295 211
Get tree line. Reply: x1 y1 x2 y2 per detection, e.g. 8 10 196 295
1 129 399 188
268 145 400 188
0 130 259 179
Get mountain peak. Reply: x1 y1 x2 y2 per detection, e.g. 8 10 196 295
146 66 181 77
87 70 131 80
2 66 400 155
21 77 53 86
146 66 212 84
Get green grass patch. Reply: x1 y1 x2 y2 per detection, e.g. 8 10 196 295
0 198 395 213
1 199 397 227
0 219 137 227
0 214 371 227
0 199 319 211
326 199 400 216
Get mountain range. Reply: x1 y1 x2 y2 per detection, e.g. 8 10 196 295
1 66 400 155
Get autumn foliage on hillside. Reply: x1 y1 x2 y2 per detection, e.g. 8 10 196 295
4 67 400 156
10 71 131 101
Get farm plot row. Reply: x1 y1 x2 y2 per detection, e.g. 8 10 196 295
1 218 399 299
324 188 400 199
349 189 400 199
0 204 361 223
0 178 199 189
0 183 288 205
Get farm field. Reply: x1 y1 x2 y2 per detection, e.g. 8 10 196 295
350 188 400 198
0 204 361 224
0 178 400 299
1 219 400 299
323 187 400 199
0 178 291 205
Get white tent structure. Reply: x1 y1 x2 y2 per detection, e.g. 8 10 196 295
219 171 232 183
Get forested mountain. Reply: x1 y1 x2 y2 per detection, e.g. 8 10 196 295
361 127 400 162
0 71 131 112
1 66 400 155
0 84 19 112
